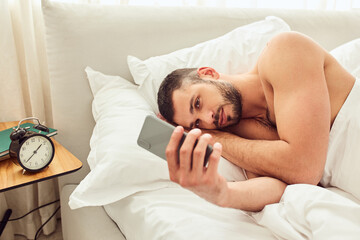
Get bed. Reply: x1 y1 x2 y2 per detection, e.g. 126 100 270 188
41 1 360 239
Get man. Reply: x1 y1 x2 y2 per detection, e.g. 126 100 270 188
157 31 357 211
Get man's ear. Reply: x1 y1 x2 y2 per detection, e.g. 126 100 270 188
197 67 220 80
157 113 166 120
157 113 178 127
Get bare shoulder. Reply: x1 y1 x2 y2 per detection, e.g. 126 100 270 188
265 31 325 53
257 31 326 84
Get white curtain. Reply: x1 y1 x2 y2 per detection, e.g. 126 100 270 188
0 0 58 240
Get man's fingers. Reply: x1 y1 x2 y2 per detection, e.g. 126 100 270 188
166 127 220 189
179 128 202 174
206 142 222 176
192 133 212 173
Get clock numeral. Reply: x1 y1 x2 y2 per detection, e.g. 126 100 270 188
31 138 35 143
26 142 29 146
22 147 26 151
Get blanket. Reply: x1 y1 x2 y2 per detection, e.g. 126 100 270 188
321 78 360 200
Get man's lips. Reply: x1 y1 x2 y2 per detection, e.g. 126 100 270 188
219 107 226 126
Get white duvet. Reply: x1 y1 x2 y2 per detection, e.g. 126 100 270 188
104 184 360 240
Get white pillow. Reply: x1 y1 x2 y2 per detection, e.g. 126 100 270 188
68 67 172 209
330 38 360 78
128 16 290 112
69 67 245 209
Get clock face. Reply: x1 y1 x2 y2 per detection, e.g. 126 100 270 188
18 135 54 171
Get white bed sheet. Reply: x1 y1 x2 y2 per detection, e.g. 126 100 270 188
104 184 360 240
253 185 360 240
104 186 276 240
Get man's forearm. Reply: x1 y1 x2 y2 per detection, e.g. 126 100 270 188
225 177 287 212
209 130 306 184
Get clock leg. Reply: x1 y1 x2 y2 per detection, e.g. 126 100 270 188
0 209 12 236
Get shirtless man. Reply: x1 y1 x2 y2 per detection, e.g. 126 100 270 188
157 31 356 212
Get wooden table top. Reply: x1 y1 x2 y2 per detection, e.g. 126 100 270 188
0 121 82 192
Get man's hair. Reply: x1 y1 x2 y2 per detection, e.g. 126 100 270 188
157 68 203 124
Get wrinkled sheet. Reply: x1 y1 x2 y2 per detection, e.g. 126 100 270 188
321 78 360 200
253 184 360 239
104 184 360 240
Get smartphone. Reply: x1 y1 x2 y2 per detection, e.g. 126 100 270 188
137 115 213 166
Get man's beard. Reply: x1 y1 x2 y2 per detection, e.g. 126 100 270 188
211 81 242 129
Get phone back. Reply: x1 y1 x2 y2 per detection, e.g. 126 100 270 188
137 115 175 161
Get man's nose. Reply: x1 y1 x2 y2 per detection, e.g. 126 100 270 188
199 110 214 125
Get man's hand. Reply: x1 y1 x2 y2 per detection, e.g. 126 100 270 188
166 126 229 207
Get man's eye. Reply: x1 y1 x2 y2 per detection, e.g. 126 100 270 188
195 119 200 128
195 98 200 108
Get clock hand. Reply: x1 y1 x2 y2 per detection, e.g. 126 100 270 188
26 152 36 163
35 144 43 152
26 144 43 163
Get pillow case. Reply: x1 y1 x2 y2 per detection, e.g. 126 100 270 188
128 16 291 112
68 67 171 209
69 67 245 209
330 38 360 78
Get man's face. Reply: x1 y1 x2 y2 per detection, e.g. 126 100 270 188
172 81 242 130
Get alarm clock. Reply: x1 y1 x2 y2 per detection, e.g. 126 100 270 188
9 117 55 172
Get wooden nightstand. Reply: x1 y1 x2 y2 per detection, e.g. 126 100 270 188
0 121 82 192
0 121 82 236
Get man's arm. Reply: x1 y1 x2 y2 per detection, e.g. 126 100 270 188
211 32 331 185
207 131 295 181
166 126 287 212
